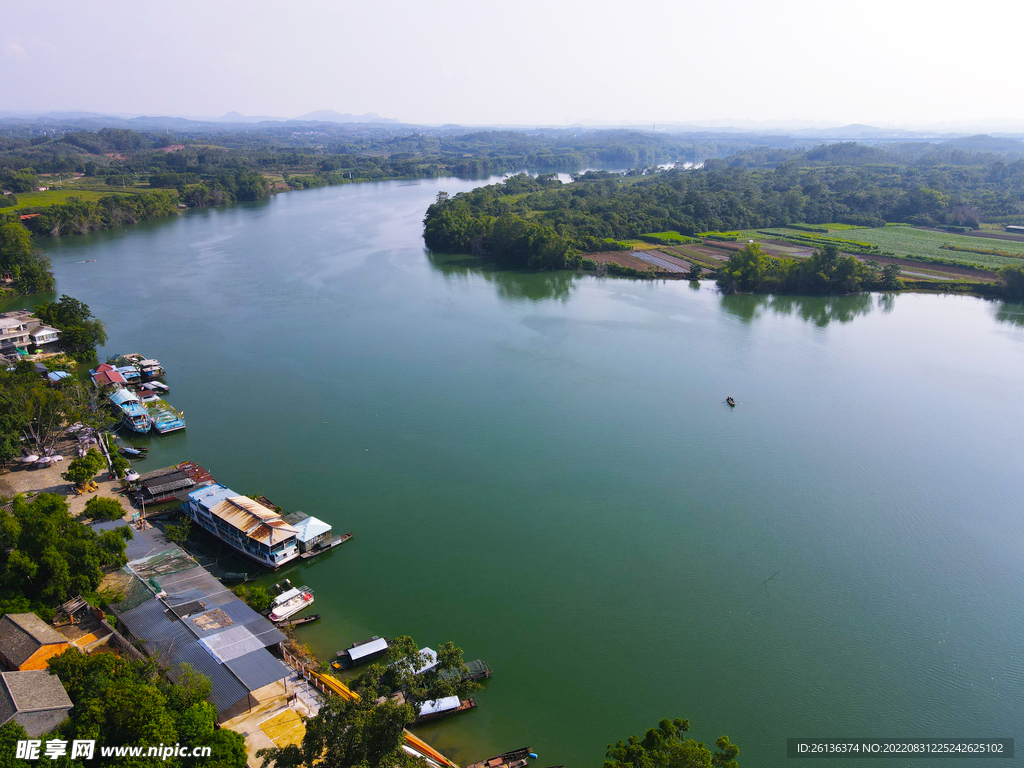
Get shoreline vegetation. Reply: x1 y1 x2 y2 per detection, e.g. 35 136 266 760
2 122 1024 299
420 156 1024 299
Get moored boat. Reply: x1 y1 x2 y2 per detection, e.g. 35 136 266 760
143 394 186 433
122 353 166 381
415 696 477 723
275 613 320 628
109 388 151 433
332 636 390 670
440 658 492 683
726 396 736 407
467 747 533 768
268 586 314 622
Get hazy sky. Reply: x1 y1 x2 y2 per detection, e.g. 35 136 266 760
2 0 1022 128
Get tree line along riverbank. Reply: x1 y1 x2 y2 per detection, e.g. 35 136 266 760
421 165 1024 300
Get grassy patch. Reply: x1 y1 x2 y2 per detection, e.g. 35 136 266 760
817 225 1024 269
640 231 697 245
0 189 133 211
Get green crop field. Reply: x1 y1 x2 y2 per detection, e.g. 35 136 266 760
1 188 133 212
751 224 1024 270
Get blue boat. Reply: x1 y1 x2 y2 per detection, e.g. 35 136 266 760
109 387 151 433
139 391 186 433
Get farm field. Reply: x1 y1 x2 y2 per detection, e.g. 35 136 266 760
0 188 128 211
748 224 1024 270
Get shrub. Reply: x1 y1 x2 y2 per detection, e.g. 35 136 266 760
84 496 125 521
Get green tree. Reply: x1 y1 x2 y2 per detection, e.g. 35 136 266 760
34 294 107 359
258 634 477 768
604 718 740 768
111 454 131 479
62 448 106 488
164 518 192 545
258 695 421 768
998 265 1024 301
357 635 479 705
84 495 125 521
0 221 54 293
47 653 245 767
0 721 33 768
0 493 131 607
234 584 273 613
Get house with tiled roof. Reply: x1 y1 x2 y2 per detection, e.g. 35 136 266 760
0 614 71 671
0 670 73 737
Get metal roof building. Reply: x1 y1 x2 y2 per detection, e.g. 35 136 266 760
111 526 290 721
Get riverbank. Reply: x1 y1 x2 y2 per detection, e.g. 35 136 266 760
22 176 1024 767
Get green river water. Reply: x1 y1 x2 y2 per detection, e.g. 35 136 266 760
9 177 1024 766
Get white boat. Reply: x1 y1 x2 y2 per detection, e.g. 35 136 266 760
268 586 314 622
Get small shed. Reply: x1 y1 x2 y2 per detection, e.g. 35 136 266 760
0 614 70 671
291 514 333 553
0 670 73 737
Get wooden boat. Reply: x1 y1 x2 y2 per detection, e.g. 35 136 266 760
467 748 532 768
415 696 477 723
726 396 736 407
275 613 320 628
120 447 147 458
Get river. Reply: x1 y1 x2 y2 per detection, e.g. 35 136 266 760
11 177 1024 766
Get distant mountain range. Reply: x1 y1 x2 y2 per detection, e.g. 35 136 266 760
0 110 1022 141
210 109 399 124
0 109 401 128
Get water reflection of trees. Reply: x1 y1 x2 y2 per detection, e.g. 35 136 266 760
720 292 893 327
426 251 578 303
994 302 1024 327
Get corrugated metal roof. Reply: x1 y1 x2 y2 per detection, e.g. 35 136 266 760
145 477 195 496
190 485 298 547
349 637 389 661
167 642 250 714
224 650 289 693
109 388 140 407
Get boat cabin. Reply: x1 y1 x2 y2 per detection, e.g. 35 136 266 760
418 695 460 718
333 636 389 669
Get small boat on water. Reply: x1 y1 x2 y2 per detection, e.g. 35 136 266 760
140 380 170 394
143 394 186 433
120 446 148 458
109 388 151 433
415 695 477 723
440 658 492 683
332 636 391 670
275 613 320 628
220 572 255 583
268 586 314 622
726 396 736 407
467 747 533 768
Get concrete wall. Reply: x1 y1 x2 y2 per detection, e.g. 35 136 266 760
14 708 71 738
